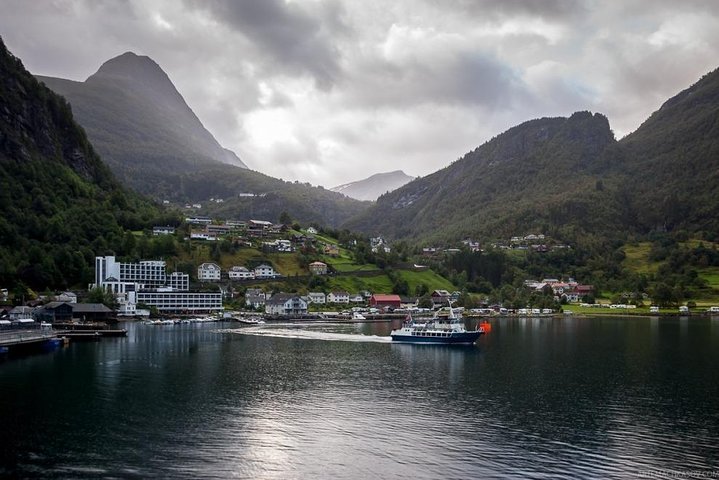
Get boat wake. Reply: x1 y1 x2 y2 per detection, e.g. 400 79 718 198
217 327 392 343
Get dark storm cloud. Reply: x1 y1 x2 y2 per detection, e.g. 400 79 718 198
346 50 527 110
445 0 585 20
189 0 347 89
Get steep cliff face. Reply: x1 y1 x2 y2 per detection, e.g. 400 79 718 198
1 45 114 186
0 38 160 290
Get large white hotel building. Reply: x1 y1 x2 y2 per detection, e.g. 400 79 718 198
93 256 222 314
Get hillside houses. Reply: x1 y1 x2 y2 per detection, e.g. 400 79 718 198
254 264 279 279
153 226 176 236
524 278 594 302
197 262 221 281
263 239 293 252
308 261 328 275
228 266 254 280
370 236 391 253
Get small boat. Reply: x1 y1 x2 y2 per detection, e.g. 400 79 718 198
390 302 485 344
236 316 265 325
351 312 366 320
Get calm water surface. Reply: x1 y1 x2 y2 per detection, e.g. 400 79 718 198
1 316 718 479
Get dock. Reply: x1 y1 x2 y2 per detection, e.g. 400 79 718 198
0 330 57 348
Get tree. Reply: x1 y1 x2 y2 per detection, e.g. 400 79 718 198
418 294 433 309
87 286 118 310
651 282 675 307
279 211 292 225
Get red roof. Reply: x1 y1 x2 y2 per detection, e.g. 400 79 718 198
371 294 401 302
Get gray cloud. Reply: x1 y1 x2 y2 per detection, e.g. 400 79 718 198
0 0 717 186
188 0 347 89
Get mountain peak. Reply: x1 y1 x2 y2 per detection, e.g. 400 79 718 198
87 51 175 92
332 170 414 201
41 51 248 177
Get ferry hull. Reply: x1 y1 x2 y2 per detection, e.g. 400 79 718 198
391 331 483 344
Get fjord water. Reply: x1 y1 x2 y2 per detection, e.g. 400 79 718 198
1 317 718 479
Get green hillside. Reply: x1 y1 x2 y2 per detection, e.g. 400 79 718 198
345 112 621 244
0 38 167 291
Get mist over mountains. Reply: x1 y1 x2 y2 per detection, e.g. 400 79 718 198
331 170 414 201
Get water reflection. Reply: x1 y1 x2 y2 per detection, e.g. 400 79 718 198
1 317 717 478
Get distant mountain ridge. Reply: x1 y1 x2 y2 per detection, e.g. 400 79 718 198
345 67 719 244
331 170 414 201
36 52 369 227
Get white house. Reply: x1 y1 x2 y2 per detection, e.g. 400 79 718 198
349 293 364 303
190 232 217 241
307 227 318 235
153 226 176 236
198 263 221 281
308 292 326 304
327 291 350 304
228 266 255 280
263 239 293 252
55 291 78 304
265 294 308 316
185 216 212 225
308 261 328 275
254 264 279 279
245 289 266 309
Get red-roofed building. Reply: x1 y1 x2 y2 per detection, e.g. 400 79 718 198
370 294 401 310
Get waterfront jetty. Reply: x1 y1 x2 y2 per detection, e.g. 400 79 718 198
0 330 62 355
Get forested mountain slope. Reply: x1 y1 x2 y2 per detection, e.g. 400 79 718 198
0 38 166 290
345 112 621 244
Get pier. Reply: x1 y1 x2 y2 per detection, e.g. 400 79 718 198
0 330 60 355
0 330 57 348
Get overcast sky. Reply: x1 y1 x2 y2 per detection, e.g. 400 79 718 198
2 1 718 188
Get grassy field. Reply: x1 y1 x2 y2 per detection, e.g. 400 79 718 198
323 255 379 273
397 269 455 292
323 270 457 295
326 273 394 293
622 242 660 274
